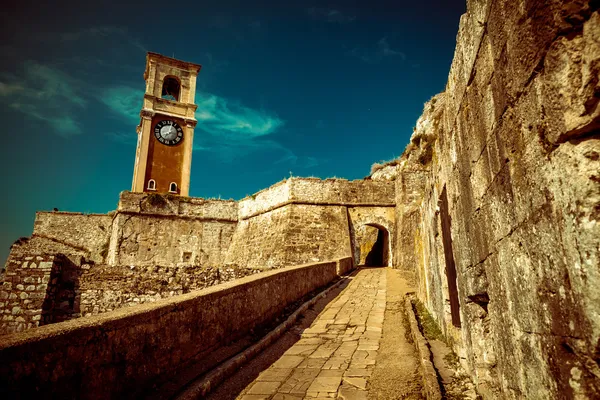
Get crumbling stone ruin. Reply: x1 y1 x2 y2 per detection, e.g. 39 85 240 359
1 0 598 398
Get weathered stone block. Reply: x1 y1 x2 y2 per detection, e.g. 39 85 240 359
541 11 600 143
39 261 53 269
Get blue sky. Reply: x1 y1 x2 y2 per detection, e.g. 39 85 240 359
0 0 465 264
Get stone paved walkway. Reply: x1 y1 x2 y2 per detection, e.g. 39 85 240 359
237 268 386 399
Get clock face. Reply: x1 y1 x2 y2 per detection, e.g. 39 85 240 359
154 120 184 146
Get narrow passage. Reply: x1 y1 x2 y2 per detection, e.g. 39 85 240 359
206 268 424 399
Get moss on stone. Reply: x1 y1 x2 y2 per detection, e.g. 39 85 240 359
412 298 445 342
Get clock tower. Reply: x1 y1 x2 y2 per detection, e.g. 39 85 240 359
131 52 202 196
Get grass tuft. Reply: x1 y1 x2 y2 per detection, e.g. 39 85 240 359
412 298 445 341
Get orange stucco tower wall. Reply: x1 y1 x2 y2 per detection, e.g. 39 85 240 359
131 52 201 197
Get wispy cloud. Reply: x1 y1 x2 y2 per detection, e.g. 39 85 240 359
12 102 82 137
43 115 83 136
195 93 283 140
0 23 148 138
349 37 406 64
193 93 291 162
275 151 319 168
0 62 86 136
9 63 86 106
0 82 24 96
378 37 404 57
307 7 356 23
99 85 142 122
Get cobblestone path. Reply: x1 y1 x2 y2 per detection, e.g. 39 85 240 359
237 268 387 399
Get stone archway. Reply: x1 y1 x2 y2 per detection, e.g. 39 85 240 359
356 223 390 267
347 206 395 267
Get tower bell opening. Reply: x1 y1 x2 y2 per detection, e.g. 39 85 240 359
161 76 180 101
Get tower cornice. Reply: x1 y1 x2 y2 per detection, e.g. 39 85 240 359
144 52 202 80
142 94 198 120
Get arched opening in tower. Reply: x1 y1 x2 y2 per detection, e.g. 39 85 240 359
161 76 181 101
355 224 389 267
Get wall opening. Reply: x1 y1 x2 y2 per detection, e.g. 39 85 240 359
161 76 180 101
40 255 82 326
169 182 178 193
355 224 389 267
440 186 461 328
147 179 156 191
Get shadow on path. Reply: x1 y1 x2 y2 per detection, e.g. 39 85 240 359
169 272 356 400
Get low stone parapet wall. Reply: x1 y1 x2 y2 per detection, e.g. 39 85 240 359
78 263 261 316
337 256 354 276
0 257 353 399
238 179 291 218
117 191 238 221
238 178 395 220
290 178 395 207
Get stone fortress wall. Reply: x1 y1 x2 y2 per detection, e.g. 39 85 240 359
27 212 112 263
107 192 238 267
391 1 600 398
0 178 394 334
227 178 395 270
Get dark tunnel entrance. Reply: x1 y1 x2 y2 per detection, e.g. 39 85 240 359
365 228 388 267
355 224 389 267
